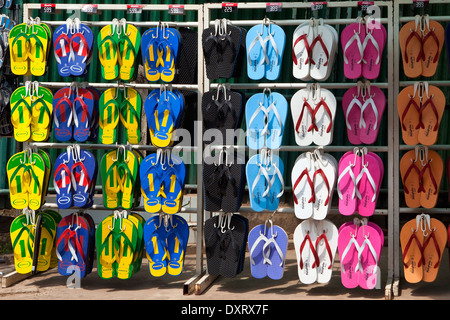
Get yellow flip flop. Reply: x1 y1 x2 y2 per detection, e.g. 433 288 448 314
27 24 49 77
95 215 116 279
101 150 121 209
119 88 141 144
9 23 29 75
27 152 47 211
30 86 53 142
7 151 29 209
34 212 56 272
115 217 138 280
99 88 120 144
10 214 35 274
10 86 32 142
98 24 119 80
117 21 140 81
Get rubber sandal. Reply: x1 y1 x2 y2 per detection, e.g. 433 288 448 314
10 85 32 142
117 19 140 81
309 21 337 81
342 84 363 145
246 152 270 212
265 152 285 211
141 27 161 82
400 216 425 283
53 147 74 209
113 213 138 280
419 149 443 209
98 22 119 80
159 27 180 83
359 83 386 145
356 151 384 217
40 209 62 269
119 149 139 210
144 215 168 277
53 87 73 142
315 219 339 284
421 17 445 77
266 91 288 149
69 20 93 77
291 85 315 146
166 214 189 276
30 83 53 142
265 223 288 280
293 21 314 80
53 23 72 77
9 23 29 75
101 150 122 210
27 23 48 77
338 221 361 288
291 153 315 219
400 149 422 208
7 151 31 209
357 221 383 289
99 88 120 144
72 147 97 208
119 87 141 144
10 211 38 274
337 150 361 216
312 152 337 220
140 151 164 213
160 154 186 214
129 212 145 273
246 92 269 150
294 219 320 284
417 84 445 146
95 215 116 279
422 217 447 282
341 21 365 79
311 84 336 146
399 17 423 78
246 23 268 80
73 88 94 142
26 151 46 211
264 23 285 81
397 83 421 145
362 22 386 79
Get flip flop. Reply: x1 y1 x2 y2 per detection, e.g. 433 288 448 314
337 150 361 216
357 222 383 289
292 153 315 219
140 152 163 213
419 149 443 209
312 153 337 220
70 22 94 77
248 224 270 279
309 22 337 81
291 86 315 146
400 149 422 208
338 222 360 288
265 224 288 280
10 86 32 142
129 212 145 273
101 150 122 209
311 86 336 146
144 215 168 277
399 18 423 78
53 148 74 209
98 23 119 80
341 22 365 79
342 84 363 145
9 23 29 75
246 23 267 80
73 88 94 142
117 21 141 81
159 27 180 83
30 85 53 142
246 92 268 150
246 153 270 212
421 18 445 77
265 153 285 211
166 215 189 276
72 149 97 208
265 23 285 81
99 88 120 144
53 23 72 77
27 24 48 77
293 21 314 80
114 215 138 280
400 217 425 283
141 27 161 82
119 87 141 144
160 155 186 214
422 218 447 282
417 84 445 146
95 215 116 279
356 152 384 217
294 219 319 284
120 150 139 210
315 219 339 284
53 87 73 142
397 83 421 145
359 84 386 145
40 210 62 269
266 91 288 149
10 213 36 274
362 23 386 79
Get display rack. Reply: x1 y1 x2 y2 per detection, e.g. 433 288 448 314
200 1 396 299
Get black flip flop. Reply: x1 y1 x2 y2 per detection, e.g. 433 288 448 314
216 23 242 79
176 27 198 85
203 161 226 212
202 25 220 80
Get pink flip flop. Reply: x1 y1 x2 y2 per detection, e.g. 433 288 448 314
362 24 386 79
342 84 363 145
338 223 360 288
337 150 361 215
359 84 386 145
356 152 384 217
357 222 383 289
341 22 365 79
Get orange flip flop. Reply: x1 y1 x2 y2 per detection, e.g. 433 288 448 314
397 84 421 145
421 19 445 77
417 84 445 146
400 218 424 284
422 218 447 282
399 18 423 78
400 149 422 208
419 149 443 209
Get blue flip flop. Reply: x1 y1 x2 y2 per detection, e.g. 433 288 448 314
265 225 288 280
160 27 181 83
53 24 72 77
248 224 270 279
246 24 267 80
72 149 97 208
245 92 267 150
73 88 94 142
143 215 168 277
69 23 94 76
141 28 161 82
160 155 186 214
246 153 269 212
166 214 189 276
53 88 73 142
264 24 285 81
265 153 284 211
140 152 163 213
53 148 74 209
266 92 288 150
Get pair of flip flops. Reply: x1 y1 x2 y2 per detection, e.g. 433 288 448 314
145 87 184 148
292 150 337 220
54 18 94 77
53 145 97 210
291 83 337 147
99 86 141 145
204 213 249 278
342 81 386 145
10 209 58 274
142 23 179 83
203 149 245 213
337 148 384 217
98 18 141 81
397 81 445 146
53 84 98 143
96 210 144 280
248 219 288 280
247 19 285 81
341 17 386 80
7 148 51 211
246 89 288 150
56 212 95 279
338 218 384 289
400 146 443 209
246 149 284 212
203 18 246 80
10 81 53 142
293 18 337 81
401 214 446 284
9 18 51 76
202 84 244 143
294 219 338 284
140 149 186 214
101 146 141 210
400 15 444 78
144 214 189 277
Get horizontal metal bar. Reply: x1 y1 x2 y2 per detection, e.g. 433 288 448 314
210 82 390 90
35 82 200 91
24 3 202 11
40 21 199 28
209 18 389 27
399 144 450 151
28 142 198 152
399 80 450 87
400 16 450 23
204 1 391 10
207 145 389 153
400 208 450 214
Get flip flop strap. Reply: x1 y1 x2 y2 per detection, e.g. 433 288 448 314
117 34 136 65
152 100 176 133
418 161 438 194
293 33 310 66
345 97 363 130
295 98 315 134
248 101 269 137
73 96 90 129
356 166 378 202
99 98 119 130
11 97 32 127
54 96 73 128
315 232 333 270
26 33 45 62
269 163 285 198
53 162 72 195
422 231 441 268
419 96 439 131
247 32 268 66
312 98 333 133
343 30 364 64
299 232 320 270
313 168 330 206
218 32 237 64
263 32 280 66
70 32 90 63
309 34 329 66
266 100 283 137
293 168 315 205
116 161 134 192
98 34 118 64
337 164 357 200
119 99 139 129
263 235 285 267
402 232 424 268
357 236 378 273
402 161 421 194
361 30 380 64
250 163 271 199
340 235 360 274
56 228 86 263
404 30 424 63
54 33 71 64
71 161 91 194
401 96 421 131
360 97 378 130
12 225 34 258
11 33 30 61
31 96 51 127
422 28 440 63
249 233 271 266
